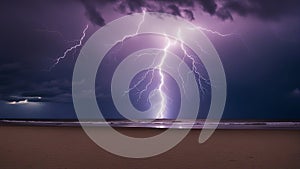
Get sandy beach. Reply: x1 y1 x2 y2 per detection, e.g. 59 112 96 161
0 126 300 169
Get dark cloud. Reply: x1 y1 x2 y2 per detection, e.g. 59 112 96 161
183 9 195 20
215 8 233 20
125 0 146 13
197 0 218 15
167 4 182 17
81 0 106 26
220 0 300 20
81 0 300 25
82 0 198 22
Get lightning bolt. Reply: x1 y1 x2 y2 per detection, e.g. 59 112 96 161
124 51 159 102
177 29 210 95
181 25 245 93
125 35 176 119
48 24 89 71
155 35 179 118
113 8 170 118
53 11 232 119
43 11 233 120
118 12 236 119
108 8 147 53
188 25 249 52
188 25 233 37
124 12 234 118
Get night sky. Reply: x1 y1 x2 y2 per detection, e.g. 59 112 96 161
0 0 300 120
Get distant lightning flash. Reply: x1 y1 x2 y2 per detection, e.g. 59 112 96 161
49 24 89 71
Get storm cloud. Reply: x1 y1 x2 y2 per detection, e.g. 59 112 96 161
81 0 106 26
81 0 300 26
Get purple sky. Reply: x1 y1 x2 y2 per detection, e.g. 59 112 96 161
0 0 300 119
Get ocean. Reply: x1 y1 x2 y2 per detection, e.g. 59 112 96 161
1 119 300 129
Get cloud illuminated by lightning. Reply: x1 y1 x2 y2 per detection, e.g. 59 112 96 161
7 99 28 105
6 95 43 105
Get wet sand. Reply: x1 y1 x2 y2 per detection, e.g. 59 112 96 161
0 126 300 169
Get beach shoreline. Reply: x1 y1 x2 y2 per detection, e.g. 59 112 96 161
1 125 300 169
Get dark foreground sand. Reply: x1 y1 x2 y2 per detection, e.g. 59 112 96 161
0 126 300 169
